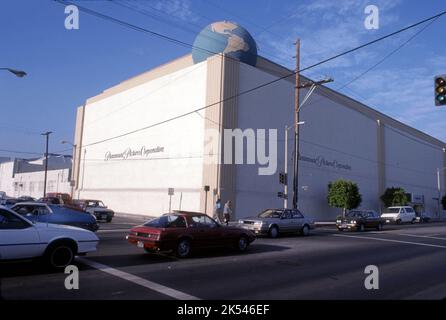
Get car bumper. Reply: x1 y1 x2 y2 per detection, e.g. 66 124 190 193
239 224 269 235
336 223 359 230
126 235 162 251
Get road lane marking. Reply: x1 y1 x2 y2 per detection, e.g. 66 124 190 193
97 229 131 233
396 234 446 241
333 234 446 249
78 257 200 300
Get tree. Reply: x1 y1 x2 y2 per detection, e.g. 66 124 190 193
327 180 362 217
380 187 408 207
442 195 446 210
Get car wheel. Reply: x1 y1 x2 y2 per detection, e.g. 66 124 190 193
269 226 279 238
358 224 365 232
106 217 112 223
236 236 249 252
176 239 191 258
45 243 75 269
376 223 383 231
301 224 310 236
396 219 402 225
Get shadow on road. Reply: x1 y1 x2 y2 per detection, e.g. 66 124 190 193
0 259 91 279
76 243 290 268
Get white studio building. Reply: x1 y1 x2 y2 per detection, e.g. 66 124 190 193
71 21 446 220
0 155 72 199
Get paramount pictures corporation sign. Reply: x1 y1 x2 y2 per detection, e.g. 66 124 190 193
104 146 165 161
299 154 352 171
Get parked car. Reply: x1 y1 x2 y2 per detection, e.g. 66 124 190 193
381 206 417 224
336 210 385 232
75 199 115 222
10 202 99 232
1 197 19 208
17 195 36 202
37 197 63 205
126 211 256 258
238 208 315 238
0 205 98 268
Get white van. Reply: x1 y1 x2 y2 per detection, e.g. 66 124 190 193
381 206 416 224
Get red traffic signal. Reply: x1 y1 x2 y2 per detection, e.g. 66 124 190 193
435 75 446 106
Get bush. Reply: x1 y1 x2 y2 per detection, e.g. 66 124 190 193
327 180 362 217
380 187 408 207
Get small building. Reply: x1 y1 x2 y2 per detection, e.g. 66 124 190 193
0 155 72 199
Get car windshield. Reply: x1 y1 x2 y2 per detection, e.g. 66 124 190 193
346 211 363 218
86 201 105 207
386 208 400 213
258 209 282 218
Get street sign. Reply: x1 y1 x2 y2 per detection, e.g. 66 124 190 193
277 192 288 199
168 188 174 196
203 185 210 192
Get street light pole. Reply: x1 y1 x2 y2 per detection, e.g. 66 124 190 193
293 39 301 210
0 68 27 78
61 140 77 199
41 131 52 197
437 167 446 217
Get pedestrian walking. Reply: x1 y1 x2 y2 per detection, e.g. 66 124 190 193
223 200 232 226
213 197 222 223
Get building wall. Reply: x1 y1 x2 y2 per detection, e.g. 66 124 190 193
384 125 445 217
12 168 71 199
0 161 15 197
76 61 209 215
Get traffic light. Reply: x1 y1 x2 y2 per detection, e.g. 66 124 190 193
279 172 287 185
435 75 446 106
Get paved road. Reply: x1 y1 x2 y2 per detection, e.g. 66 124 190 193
1 216 446 300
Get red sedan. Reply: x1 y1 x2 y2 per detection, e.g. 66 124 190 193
126 211 256 258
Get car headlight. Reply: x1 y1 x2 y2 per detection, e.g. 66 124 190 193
351 220 356 224
238 219 244 224
336 220 342 223
253 221 263 227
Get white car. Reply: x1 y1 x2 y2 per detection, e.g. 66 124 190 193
0 205 99 268
381 206 416 224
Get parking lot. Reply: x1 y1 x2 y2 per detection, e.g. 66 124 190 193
1 215 446 300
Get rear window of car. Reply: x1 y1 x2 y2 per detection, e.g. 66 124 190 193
258 209 282 218
144 215 187 228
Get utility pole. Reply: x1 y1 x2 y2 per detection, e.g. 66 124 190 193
41 131 52 198
284 126 288 209
293 39 301 209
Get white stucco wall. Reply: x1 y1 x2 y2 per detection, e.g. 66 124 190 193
0 161 15 197
384 126 444 217
235 63 381 220
12 168 71 199
77 61 208 215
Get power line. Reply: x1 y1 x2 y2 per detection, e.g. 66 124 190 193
54 0 446 149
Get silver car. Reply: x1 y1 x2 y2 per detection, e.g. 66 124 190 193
238 209 315 238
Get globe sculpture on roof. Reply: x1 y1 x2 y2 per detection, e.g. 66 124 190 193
192 21 258 67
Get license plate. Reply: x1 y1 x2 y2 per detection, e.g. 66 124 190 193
386 220 390 223
137 241 144 248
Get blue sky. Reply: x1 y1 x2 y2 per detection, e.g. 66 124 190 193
0 0 445 158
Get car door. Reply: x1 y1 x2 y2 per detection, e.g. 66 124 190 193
365 211 378 228
399 208 407 222
0 209 42 260
188 215 221 248
290 210 305 232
